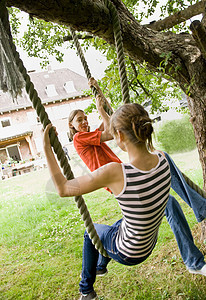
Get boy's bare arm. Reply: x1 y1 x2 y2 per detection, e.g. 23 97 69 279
88 78 113 142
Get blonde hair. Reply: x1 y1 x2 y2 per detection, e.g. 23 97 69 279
110 103 154 151
68 109 84 141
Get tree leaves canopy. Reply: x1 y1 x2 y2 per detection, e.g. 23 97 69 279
7 0 203 112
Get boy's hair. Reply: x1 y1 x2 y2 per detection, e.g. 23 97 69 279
110 103 154 151
68 109 84 141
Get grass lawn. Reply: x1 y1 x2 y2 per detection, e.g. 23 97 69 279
0 149 206 299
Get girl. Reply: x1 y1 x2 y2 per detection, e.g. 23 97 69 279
43 103 171 300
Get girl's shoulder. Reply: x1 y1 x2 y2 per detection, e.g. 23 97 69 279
98 162 124 196
100 162 123 174
96 162 123 184
153 150 165 157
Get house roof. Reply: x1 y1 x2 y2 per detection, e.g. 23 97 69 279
0 124 33 142
0 68 89 113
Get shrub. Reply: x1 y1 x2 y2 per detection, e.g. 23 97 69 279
155 115 197 153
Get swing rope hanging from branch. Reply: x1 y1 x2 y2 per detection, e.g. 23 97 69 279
69 0 130 115
0 0 206 260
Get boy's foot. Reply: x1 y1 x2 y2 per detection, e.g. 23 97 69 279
188 265 206 276
96 267 108 276
79 290 97 300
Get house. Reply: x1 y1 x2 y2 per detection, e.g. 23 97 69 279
0 67 97 178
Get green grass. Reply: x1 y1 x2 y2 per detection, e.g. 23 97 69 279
0 150 206 299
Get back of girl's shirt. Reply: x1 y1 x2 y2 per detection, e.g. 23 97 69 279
115 152 171 258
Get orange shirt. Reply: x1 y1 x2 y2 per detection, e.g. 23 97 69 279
73 129 122 172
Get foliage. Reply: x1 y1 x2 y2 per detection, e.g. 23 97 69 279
7 1 198 110
8 7 21 39
156 115 197 153
99 58 182 112
84 37 182 112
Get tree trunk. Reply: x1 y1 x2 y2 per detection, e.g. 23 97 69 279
5 0 206 238
187 94 206 240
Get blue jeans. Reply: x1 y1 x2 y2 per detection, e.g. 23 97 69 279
164 153 206 270
164 152 206 222
165 195 205 270
79 220 151 294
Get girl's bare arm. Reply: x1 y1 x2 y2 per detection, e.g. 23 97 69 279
43 124 122 197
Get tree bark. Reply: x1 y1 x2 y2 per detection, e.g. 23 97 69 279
190 20 206 61
5 0 206 238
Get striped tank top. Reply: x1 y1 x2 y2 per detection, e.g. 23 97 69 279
115 152 171 258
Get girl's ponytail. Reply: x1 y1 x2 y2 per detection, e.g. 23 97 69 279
110 103 154 151
131 116 154 151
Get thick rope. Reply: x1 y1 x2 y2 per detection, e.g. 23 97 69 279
0 1 24 99
70 28 113 116
103 0 130 104
70 0 130 109
0 4 108 257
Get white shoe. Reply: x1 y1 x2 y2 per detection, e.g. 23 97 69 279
188 264 206 276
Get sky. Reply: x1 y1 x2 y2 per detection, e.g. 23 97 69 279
17 43 109 80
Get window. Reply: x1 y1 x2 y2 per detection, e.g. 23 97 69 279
45 84 58 97
64 81 77 94
7 145 21 162
1 118 11 127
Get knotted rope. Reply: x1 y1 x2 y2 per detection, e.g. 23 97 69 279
104 0 130 104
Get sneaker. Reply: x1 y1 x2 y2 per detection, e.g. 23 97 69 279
188 265 206 276
79 290 97 300
80 268 108 279
96 267 108 277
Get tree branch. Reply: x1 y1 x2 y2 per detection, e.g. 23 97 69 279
129 61 152 97
190 20 206 61
63 34 93 41
146 1 206 31
202 7 206 27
